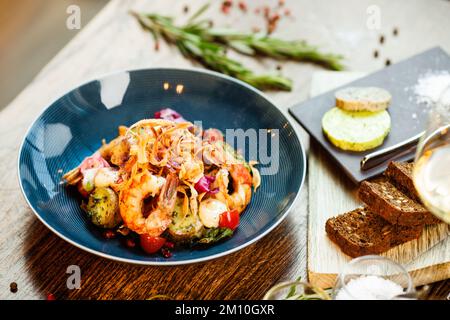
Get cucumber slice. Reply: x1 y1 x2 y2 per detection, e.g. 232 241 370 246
322 107 391 152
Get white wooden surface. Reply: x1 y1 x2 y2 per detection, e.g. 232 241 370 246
0 0 449 298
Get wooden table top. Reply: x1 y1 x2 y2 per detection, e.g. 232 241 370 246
0 0 448 300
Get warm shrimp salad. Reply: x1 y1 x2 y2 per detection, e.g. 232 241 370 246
63 109 260 256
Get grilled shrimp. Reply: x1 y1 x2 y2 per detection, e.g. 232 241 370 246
99 135 130 166
119 171 179 237
214 164 252 214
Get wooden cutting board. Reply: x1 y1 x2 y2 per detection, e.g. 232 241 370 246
307 71 450 289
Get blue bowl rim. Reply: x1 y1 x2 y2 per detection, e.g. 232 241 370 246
17 67 306 266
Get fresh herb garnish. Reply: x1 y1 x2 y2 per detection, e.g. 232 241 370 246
132 4 343 91
197 227 234 244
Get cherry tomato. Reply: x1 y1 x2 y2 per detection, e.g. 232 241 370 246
140 235 166 254
77 181 89 198
219 210 240 230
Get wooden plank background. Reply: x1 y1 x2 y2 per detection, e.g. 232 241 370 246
0 0 448 299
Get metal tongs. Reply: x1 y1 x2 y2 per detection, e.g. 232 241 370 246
360 131 425 171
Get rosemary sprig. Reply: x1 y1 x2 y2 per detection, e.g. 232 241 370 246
132 4 344 90
207 29 344 71
134 12 292 91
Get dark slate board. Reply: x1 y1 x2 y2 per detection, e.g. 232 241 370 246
289 47 450 184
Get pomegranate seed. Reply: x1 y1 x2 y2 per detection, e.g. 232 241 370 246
161 248 173 258
103 230 116 239
46 293 56 300
164 241 175 249
126 238 136 248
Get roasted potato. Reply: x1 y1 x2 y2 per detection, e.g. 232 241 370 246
168 199 203 241
85 187 121 228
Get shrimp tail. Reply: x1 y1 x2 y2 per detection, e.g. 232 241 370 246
158 173 179 210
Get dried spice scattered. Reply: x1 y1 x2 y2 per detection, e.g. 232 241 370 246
183 5 189 14
276 64 282 71
252 26 261 33
10 282 18 293
385 59 391 66
374 50 379 58
393 27 398 36
238 1 247 12
221 0 232 14
267 13 281 34
379 35 385 44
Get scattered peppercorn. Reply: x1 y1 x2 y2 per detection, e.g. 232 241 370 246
379 35 385 45
208 20 214 28
103 230 116 239
183 5 189 14
276 64 282 71
373 50 379 58
385 59 391 66
46 293 56 301
161 248 173 258
393 27 398 36
10 282 18 293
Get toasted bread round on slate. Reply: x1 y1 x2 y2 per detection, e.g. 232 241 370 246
335 87 391 112
322 107 391 152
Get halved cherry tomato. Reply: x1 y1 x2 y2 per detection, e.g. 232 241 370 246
77 181 89 198
140 235 166 254
218 209 240 230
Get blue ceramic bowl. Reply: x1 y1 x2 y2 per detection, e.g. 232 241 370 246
18 68 305 265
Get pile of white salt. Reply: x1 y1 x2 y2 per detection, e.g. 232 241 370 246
335 275 405 300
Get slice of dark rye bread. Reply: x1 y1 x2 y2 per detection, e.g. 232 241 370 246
325 207 423 258
385 162 421 202
359 180 440 226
